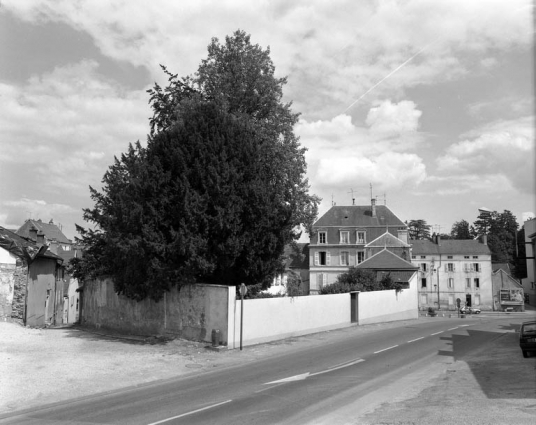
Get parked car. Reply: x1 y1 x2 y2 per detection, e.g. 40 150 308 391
459 306 481 314
519 320 536 358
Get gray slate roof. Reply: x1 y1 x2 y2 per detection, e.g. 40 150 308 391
314 205 406 228
17 219 71 244
410 239 491 255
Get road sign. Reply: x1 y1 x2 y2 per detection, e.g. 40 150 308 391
240 283 247 297
456 298 461 308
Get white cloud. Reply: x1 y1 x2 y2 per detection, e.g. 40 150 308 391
3 0 532 119
297 101 427 193
0 60 149 193
366 100 422 137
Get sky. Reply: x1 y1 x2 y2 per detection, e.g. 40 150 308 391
0 0 534 242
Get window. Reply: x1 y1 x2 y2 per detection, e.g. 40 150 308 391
447 255 453 259
474 294 480 306
464 256 469 259
412 255 416 259
420 294 427 304
466 278 471 289
318 231 326 244
473 256 478 259
420 256 426 259
318 273 326 289
340 251 349 266
421 278 427 288
340 231 350 244
474 278 480 289
473 263 480 273
421 263 427 272
448 278 454 288
357 251 365 264
315 251 331 266
446 263 455 272
357 231 366 244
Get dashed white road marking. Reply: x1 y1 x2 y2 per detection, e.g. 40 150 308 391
431 331 443 335
448 327 458 331
407 337 424 343
374 345 398 354
147 400 233 424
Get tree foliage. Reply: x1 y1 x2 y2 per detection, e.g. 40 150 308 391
450 220 472 239
320 267 403 294
408 219 431 240
72 30 319 301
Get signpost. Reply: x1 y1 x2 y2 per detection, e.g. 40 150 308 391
456 298 461 317
239 283 247 351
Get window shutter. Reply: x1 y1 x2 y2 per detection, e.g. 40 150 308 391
314 252 319 266
326 251 331 265
444 264 448 272
453 264 456 272
339 251 343 265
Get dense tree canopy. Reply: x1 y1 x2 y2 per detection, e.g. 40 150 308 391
450 219 472 239
473 209 519 266
71 30 319 301
408 219 431 240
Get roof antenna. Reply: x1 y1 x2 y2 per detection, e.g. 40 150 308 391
370 183 373 201
347 188 355 205
384 193 387 205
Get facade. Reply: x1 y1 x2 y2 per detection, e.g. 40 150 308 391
309 199 409 294
17 218 83 324
411 235 493 311
492 268 524 312
521 218 535 306
0 227 63 326
267 243 310 296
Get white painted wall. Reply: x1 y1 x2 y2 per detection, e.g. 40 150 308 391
229 293 352 348
0 247 16 265
357 274 418 325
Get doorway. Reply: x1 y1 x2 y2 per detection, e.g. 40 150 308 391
466 294 472 307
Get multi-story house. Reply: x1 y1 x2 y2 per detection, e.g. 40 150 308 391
309 199 409 294
521 217 535 306
411 235 492 311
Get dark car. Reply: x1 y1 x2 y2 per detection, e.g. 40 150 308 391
519 321 536 358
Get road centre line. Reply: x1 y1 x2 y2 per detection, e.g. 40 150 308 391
448 327 459 331
431 331 443 335
147 400 233 424
374 345 398 354
407 337 425 343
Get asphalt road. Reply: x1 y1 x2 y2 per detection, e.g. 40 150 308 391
2 315 534 424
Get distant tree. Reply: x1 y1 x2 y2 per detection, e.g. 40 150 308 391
320 267 403 294
72 31 320 301
285 270 305 297
472 209 519 271
451 220 472 239
408 219 431 240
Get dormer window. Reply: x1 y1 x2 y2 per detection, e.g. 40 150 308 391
340 231 350 244
318 231 327 244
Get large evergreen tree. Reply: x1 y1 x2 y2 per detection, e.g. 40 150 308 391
408 219 431 240
450 219 472 239
72 31 319 301
473 209 519 268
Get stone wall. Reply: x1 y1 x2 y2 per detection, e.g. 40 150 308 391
80 278 233 344
0 260 27 322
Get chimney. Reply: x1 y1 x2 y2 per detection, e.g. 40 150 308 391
36 230 45 245
371 198 376 217
436 234 441 245
482 234 487 245
29 226 38 242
